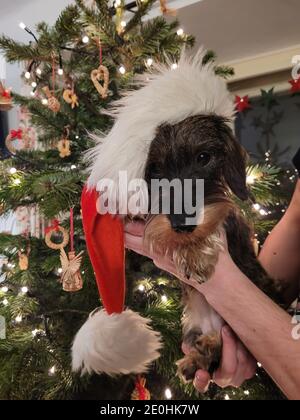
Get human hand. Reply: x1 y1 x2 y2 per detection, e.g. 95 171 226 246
182 325 256 392
124 220 184 279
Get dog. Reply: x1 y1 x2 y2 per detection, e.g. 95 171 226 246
143 114 284 382
74 51 284 381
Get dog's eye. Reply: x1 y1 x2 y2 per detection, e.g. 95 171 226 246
197 152 211 167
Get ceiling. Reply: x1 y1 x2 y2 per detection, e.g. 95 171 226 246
177 0 300 63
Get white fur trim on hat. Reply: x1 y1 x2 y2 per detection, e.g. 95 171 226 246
86 49 235 196
72 309 162 375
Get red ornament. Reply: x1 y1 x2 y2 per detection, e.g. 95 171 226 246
10 129 23 140
45 219 60 234
289 78 300 93
235 95 251 112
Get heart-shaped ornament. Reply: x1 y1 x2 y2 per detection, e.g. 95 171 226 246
91 65 110 99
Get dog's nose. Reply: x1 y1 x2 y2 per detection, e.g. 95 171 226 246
172 223 197 233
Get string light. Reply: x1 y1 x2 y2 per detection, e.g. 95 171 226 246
259 209 268 216
30 91 35 97
48 365 56 376
114 0 121 7
21 286 28 294
57 268 63 274
71 165 77 170
25 71 31 80
146 58 153 67
42 98 48 105
171 63 178 70
75 135 79 139
253 203 261 211
244 390 250 396
32 329 39 337
257 362 262 368
246 175 256 185
224 394 230 400
1 286 8 293
9 167 17 175
120 21 127 28
119 65 126 75
138 284 145 292
164 388 172 399
161 295 168 303
36 68 42 76
82 35 89 44
3 299 8 306
57 68 64 76
19 22 27 30
177 28 184 36
15 315 22 323
31 82 37 88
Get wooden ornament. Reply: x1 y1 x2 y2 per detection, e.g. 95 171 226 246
91 65 109 99
60 248 84 292
45 221 69 250
63 89 79 109
159 0 177 15
5 129 23 154
57 138 71 158
18 246 30 271
0 82 13 111
131 376 151 400
42 86 61 113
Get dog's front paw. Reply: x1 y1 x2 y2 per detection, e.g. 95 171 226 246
176 332 222 383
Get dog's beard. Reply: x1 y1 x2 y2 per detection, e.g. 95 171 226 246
144 201 234 282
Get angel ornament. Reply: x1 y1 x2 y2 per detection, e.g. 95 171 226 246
60 248 84 292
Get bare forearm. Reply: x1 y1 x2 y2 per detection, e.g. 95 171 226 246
200 254 300 400
259 180 300 304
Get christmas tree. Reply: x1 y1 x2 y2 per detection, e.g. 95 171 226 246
0 0 294 400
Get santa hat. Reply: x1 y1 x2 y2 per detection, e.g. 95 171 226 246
72 50 235 376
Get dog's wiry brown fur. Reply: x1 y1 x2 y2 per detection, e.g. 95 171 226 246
145 201 234 283
143 114 285 383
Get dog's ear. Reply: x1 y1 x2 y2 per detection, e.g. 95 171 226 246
223 133 249 201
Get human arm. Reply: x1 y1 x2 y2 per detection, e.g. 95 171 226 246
259 180 300 304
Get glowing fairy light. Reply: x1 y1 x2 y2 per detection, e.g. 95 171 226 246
15 315 22 323
138 284 145 292
165 388 172 399
119 65 126 75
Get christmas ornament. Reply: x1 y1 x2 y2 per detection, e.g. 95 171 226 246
235 95 251 113
159 0 176 15
45 220 69 250
42 53 61 112
91 65 109 99
131 376 151 400
91 38 109 99
289 78 300 94
60 249 84 292
72 50 235 377
18 246 30 271
0 82 12 111
42 86 61 113
59 209 83 292
57 126 71 158
63 88 79 109
5 129 23 154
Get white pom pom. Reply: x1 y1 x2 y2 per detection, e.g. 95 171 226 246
72 309 162 375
